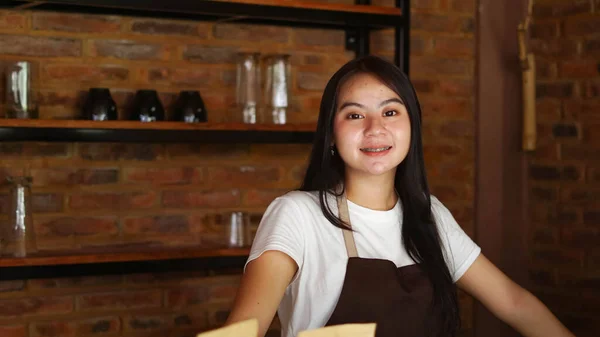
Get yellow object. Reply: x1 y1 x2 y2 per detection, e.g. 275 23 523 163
297 323 377 337
196 319 259 337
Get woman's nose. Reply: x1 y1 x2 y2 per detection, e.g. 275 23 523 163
365 116 386 136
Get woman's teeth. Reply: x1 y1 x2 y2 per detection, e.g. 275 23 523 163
360 146 391 152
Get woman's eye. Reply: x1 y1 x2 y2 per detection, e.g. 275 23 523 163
384 110 397 117
347 113 363 119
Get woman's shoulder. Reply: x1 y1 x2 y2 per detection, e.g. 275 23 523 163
270 190 321 211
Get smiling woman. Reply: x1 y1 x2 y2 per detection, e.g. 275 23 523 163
224 55 575 337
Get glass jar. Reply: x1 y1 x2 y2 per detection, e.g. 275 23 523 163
263 54 290 124
5 61 38 119
235 52 261 124
1 175 37 257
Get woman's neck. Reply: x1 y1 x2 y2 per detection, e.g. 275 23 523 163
344 173 398 211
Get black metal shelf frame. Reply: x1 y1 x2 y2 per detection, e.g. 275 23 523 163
0 0 410 74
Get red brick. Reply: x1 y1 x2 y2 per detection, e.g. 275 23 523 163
294 28 344 47
437 79 473 97
531 186 559 202
583 210 600 227
77 290 161 311
244 189 288 207
172 312 209 330
162 190 241 208
536 82 574 98
564 15 600 36
42 64 129 83
0 325 26 337
207 166 281 187
123 215 191 235
532 227 558 245
561 144 600 160
423 143 464 161
68 191 157 210
0 35 81 57
559 60 600 78
167 143 250 160
209 283 239 301
123 167 201 185
561 228 600 248
213 24 289 43
0 12 26 30
531 248 584 268
561 187 600 203
536 99 561 121
583 80 600 98
124 314 170 332
32 13 121 33
433 36 473 57
533 1 592 18
411 57 473 77
166 288 209 308
531 21 560 39
31 168 119 186
147 67 221 87
32 193 64 213
131 20 204 37
297 71 330 91
451 0 475 12
0 296 73 319
530 39 579 58
563 100 600 121
78 143 164 161
583 37 600 55
0 143 70 157
0 281 25 293
420 97 472 119
438 120 474 139
90 40 167 60
35 217 118 238
28 276 122 290
429 184 474 202
536 58 557 79
587 167 600 183
289 52 327 66
36 90 82 107
412 13 474 33
35 316 120 337
183 45 238 63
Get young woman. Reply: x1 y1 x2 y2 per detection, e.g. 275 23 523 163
225 56 574 337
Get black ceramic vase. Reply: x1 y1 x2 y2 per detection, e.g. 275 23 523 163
82 88 117 121
172 91 207 123
131 90 165 122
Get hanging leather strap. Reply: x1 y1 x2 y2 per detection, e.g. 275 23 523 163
336 193 359 258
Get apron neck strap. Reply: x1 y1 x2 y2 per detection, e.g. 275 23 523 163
336 192 359 258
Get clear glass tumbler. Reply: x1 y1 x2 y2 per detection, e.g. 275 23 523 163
263 54 290 124
226 211 251 248
1 175 37 257
236 52 261 124
5 61 38 119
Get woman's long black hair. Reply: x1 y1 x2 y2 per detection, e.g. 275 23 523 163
299 55 459 336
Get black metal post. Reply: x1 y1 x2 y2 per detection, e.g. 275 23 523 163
355 0 371 58
395 0 410 75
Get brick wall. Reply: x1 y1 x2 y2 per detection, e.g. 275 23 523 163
0 0 477 336
528 1 600 336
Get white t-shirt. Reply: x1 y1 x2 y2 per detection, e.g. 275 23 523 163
246 190 481 337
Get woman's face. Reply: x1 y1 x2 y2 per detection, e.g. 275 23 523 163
333 72 411 179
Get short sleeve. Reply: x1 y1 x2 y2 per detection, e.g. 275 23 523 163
431 196 481 282
245 194 305 276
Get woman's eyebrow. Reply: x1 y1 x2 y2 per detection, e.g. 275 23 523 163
338 97 404 111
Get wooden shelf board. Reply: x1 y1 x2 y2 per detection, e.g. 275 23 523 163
0 246 250 267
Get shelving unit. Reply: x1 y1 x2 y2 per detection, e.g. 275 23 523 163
0 246 251 280
0 119 317 143
0 0 410 277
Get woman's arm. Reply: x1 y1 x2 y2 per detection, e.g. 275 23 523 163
225 250 298 337
457 254 575 337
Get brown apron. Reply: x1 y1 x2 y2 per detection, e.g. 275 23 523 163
325 194 443 337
